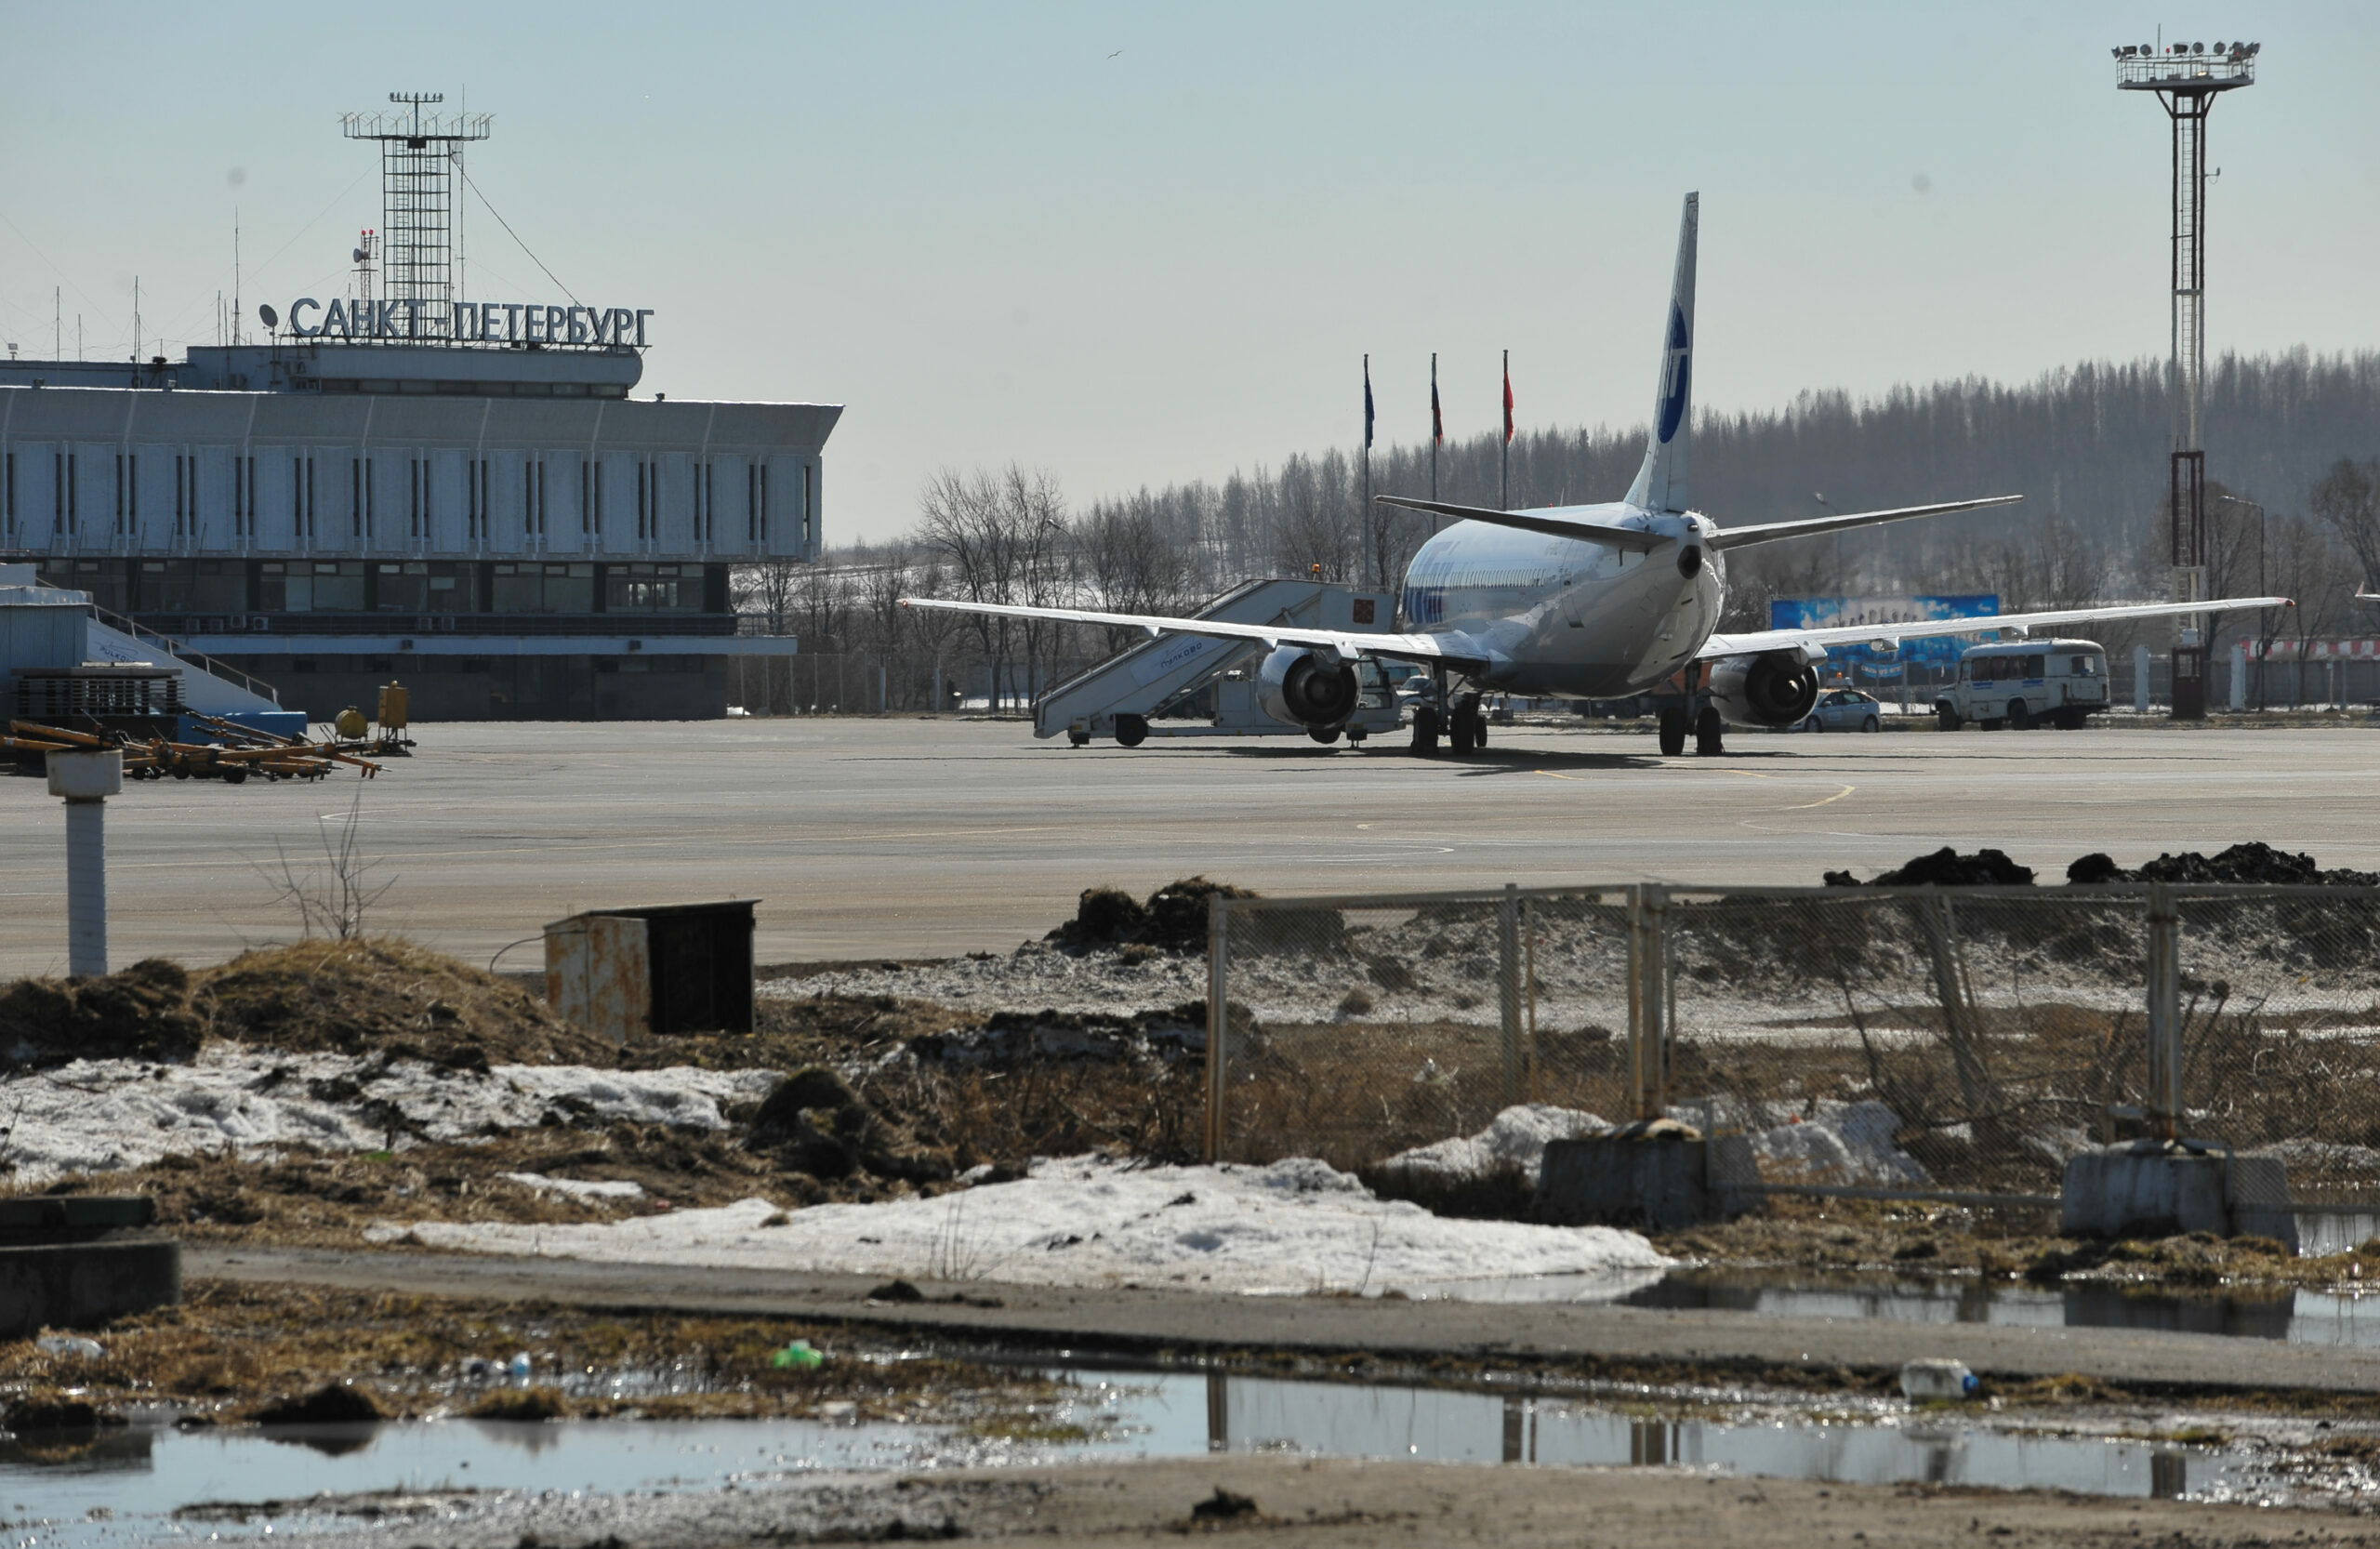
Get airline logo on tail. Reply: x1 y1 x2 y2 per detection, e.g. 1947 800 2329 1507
1656 303 1692 444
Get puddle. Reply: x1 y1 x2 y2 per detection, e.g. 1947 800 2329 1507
1183 1376 2274 1502
1615 1269 2380 1348
0 1368 2294 1544
1387 1264 2380 1351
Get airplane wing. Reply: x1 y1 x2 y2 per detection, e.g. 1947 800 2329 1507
900 596 1485 666
1704 495 2025 550
1370 496 1673 552
1699 595 2294 660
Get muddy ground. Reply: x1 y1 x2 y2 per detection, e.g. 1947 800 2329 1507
16 898 2380 1531
8 928 2375 1297
7 1279 1065 1427
253 1452 2380 1548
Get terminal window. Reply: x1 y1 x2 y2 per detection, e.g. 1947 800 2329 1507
260 560 364 612
605 563 700 613
145 560 246 614
490 562 594 613
377 561 473 613
37 559 126 613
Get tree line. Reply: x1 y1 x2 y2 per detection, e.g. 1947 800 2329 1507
734 348 2380 713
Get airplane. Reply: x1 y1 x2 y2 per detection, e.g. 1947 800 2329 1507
905 193 2291 757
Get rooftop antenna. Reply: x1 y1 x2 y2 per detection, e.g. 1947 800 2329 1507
343 91 492 341
2115 33 2259 722
232 208 242 348
353 229 377 312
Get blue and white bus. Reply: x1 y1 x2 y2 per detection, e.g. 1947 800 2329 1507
1935 639 2109 730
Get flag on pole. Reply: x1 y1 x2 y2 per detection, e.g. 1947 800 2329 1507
1503 353 1514 444
1364 355 1374 450
1431 353 1443 444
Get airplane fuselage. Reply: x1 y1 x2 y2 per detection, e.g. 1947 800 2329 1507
1399 505 1726 698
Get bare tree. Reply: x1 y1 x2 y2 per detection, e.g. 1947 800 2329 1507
2311 458 2380 595
258 789 393 940
1078 496 1195 652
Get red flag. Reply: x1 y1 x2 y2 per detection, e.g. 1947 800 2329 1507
1503 358 1514 444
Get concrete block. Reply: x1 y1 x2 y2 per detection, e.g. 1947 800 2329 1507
0 1236 179 1333
1536 1133 1756 1231
2227 1155 2300 1251
2059 1144 2298 1251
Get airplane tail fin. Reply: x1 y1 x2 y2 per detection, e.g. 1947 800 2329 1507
1625 192 1699 513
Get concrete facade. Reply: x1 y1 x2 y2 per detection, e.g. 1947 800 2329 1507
0 343 837 720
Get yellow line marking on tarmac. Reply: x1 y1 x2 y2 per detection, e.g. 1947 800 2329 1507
1787 784 1858 810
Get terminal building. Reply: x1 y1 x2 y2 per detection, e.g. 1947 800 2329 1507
0 96 833 721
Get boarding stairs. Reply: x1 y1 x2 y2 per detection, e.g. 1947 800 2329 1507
1032 576 1401 744
7 567 285 715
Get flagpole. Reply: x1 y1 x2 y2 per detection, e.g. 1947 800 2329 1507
1501 349 1510 510
1363 353 1377 589
1430 351 1440 534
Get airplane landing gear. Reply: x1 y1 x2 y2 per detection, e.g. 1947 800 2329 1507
1695 704 1726 756
1448 693 1487 755
1658 707 1687 757
1409 704 1442 755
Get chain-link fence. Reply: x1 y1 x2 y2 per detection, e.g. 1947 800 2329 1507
1202 884 2380 1221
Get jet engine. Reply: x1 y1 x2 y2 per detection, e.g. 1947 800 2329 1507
1257 645 1360 730
1706 650 1820 729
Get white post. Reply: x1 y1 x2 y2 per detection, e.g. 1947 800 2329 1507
49 749 123 978
2228 642 2246 711
2134 644 2153 713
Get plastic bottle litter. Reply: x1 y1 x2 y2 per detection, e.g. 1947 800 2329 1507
1899 1358 1979 1401
34 1335 103 1360
770 1340 825 1371
507 1352 535 1379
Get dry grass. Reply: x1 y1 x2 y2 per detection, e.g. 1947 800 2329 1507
13 1279 1064 1423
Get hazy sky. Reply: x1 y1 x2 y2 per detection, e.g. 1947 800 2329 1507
3 3 2373 542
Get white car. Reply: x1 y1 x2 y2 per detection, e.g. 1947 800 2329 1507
1799 688 1884 733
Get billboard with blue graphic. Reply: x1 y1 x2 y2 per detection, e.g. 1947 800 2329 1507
1770 595 2003 671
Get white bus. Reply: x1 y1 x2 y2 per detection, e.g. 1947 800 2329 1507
1935 639 2109 730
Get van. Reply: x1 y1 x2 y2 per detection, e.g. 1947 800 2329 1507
1936 639 2109 730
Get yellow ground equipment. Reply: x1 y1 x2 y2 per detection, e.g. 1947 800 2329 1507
326 682 416 756
8 716 383 784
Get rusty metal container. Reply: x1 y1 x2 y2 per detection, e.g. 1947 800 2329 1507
544 900 756 1041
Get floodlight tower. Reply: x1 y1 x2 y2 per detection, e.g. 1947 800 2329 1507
341 92 492 341
2115 37 2258 719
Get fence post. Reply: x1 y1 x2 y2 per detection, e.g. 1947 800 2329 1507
1204 893 1230 1163
1628 884 1669 1122
1522 896 1539 1104
2146 882 2181 1142
1499 883 1522 1108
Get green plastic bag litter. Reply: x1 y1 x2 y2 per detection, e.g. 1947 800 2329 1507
770 1340 824 1371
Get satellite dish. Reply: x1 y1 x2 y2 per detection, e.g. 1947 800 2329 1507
353 248 368 264
258 303 279 330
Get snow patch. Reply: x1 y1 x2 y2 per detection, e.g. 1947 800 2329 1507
1749 1099 1928 1187
1376 1105 1613 1188
372 1153 1671 1297
499 1172 647 1201
0 1047 778 1185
